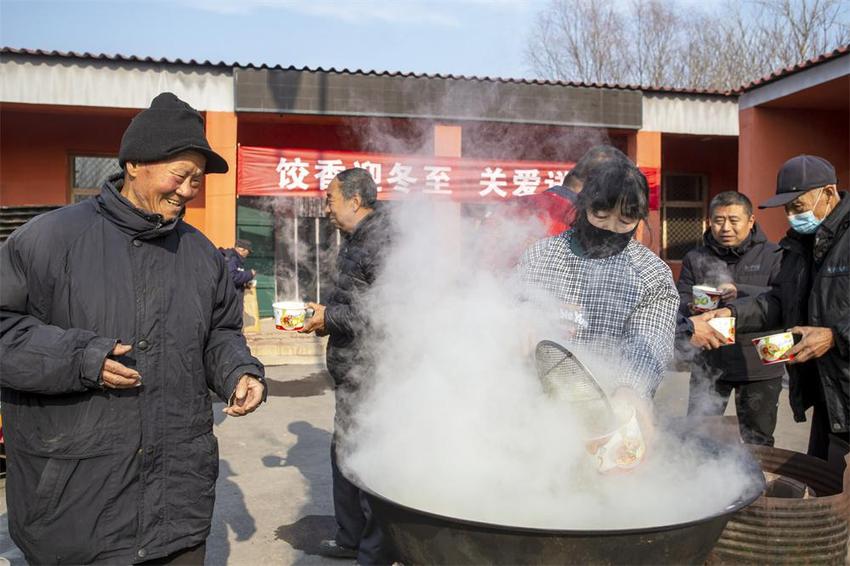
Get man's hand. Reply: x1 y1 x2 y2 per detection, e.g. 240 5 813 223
787 326 835 364
692 307 733 321
223 375 265 416
300 302 327 335
689 315 728 350
250 269 257 277
100 343 142 389
718 283 737 302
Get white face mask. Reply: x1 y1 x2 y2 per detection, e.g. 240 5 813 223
787 189 825 234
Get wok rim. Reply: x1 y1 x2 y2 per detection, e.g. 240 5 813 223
356 459 766 537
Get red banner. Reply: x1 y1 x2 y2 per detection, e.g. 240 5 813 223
237 146 659 209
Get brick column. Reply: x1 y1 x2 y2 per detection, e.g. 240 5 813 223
434 124 462 157
632 130 662 255
203 111 238 248
434 124 463 263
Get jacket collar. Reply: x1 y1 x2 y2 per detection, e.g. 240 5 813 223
817 191 850 238
96 173 182 240
346 203 386 241
703 224 766 257
813 191 849 264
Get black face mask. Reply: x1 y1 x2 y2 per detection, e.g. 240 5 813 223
573 213 637 259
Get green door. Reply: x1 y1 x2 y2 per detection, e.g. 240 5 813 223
237 198 275 317
237 196 340 317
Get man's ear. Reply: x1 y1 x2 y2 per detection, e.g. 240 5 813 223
825 184 838 199
351 193 363 211
125 162 142 179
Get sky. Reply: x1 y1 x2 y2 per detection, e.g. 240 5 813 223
0 0 546 79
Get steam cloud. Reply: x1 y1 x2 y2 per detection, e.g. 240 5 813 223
340 198 760 530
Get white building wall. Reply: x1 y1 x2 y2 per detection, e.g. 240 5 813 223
642 93 739 136
0 57 234 111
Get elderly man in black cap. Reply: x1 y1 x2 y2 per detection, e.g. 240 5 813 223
698 155 849 461
0 92 266 565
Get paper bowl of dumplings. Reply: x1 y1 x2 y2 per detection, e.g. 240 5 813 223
752 332 795 364
708 316 736 345
692 285 723 312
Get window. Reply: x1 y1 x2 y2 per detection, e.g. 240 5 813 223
662 174 707 261
70 155 122 203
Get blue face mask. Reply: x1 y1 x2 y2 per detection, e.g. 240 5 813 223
787 190 824 234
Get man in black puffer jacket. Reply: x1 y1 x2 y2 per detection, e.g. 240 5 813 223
301 168 393 565
677 192 784 445
221 238 256 302
0 93 265 565
699 155 850 461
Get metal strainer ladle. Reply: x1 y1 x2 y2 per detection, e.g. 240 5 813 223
535 340 614 431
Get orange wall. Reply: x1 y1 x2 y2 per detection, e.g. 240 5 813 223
0 106 131 206
739 106 850 242
203 111 238 247
0 105 211 235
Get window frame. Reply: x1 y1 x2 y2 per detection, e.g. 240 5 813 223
661 172 708 262
68 152 121 204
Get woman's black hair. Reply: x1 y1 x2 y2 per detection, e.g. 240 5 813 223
575 158 650 221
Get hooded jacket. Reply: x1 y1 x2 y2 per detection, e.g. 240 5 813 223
0 174 264 564
731 192 850 433
677 224 784 381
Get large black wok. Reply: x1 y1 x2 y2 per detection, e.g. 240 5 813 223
356 421 765 565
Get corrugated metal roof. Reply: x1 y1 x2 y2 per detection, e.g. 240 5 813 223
741 43 850 91
0 47 234 69
0 46 736 97
5 44 846 97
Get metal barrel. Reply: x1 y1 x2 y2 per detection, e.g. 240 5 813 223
709 444 850 565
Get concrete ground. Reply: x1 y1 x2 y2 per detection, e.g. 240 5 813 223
0 364 814 565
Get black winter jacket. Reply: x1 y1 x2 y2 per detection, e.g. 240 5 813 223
0 175 264 565
732 193 850 433
324 205 393 386
221 247 253 294
677 225 784 381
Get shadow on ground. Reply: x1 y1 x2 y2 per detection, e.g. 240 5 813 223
266 371 334 398
207 459 257 566
269 420 336 561
275 514 338 556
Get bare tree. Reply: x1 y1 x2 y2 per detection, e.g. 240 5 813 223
631 0 686 87
756 0 850 68
526 0 850 90
526 0 631 84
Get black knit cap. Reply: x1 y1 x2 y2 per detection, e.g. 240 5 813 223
118 92 229 174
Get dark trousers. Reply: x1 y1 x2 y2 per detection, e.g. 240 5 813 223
807 379 850 461
331 439 391 565
138 543 206 565
688 375 782 446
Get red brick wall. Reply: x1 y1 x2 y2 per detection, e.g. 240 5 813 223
739 106 850 242
0 106 132 206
